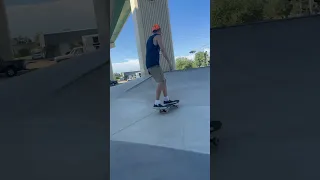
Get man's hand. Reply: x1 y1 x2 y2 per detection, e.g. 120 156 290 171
157 35 173 71
164 58 172 70
168 61 173 71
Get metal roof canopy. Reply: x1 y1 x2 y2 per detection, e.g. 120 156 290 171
110 0 131 45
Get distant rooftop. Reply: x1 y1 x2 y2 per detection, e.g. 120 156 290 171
43 28 98 36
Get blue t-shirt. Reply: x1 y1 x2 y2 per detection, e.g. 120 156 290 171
145 34 160 69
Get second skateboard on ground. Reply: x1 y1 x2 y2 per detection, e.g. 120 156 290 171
211 121 222 146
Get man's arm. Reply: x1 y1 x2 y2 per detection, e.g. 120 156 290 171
156 36 172 69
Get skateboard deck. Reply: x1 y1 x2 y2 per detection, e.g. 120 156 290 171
211 121 222 146
159 100 180 113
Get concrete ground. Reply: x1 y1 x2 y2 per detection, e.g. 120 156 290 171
0 60 55 81
2 50 319 179
0 65 110 180
212 79 320 180
0 64 210 180
110 67 210 179
211 15 320 180
211 59 320 179
26 59 56 69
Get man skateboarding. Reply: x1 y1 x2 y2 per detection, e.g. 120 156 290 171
146 24 177 109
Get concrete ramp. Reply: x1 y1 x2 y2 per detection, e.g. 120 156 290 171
211 15 320 180
110 67 210 179
110 67 210 154
0 62 210 179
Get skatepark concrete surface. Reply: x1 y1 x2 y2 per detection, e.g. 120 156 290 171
110 67 210 179
0 60 210 179
111 67 210 153
211 15 320 180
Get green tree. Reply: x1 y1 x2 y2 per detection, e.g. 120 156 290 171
287 0 303 17
204 51 210 66
211 0 316 28
212 0 264 27
239 0 264 23
194 51 208 68
211 0 244 27
263 0 293 19
176 57 194 70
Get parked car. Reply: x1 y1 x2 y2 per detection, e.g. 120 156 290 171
31 51 45 60
110 80 118 86
53 47 84 62
0 57 26 77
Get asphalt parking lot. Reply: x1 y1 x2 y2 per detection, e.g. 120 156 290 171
0 60 56 81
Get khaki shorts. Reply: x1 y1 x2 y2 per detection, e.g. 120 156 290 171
148 65 165 83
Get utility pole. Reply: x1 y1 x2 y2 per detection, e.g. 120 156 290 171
189 50 196 60
204 51 207 66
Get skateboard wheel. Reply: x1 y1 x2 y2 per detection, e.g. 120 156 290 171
212 137 219 146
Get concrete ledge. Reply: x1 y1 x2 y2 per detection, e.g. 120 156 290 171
110 75 151 100
122 68 207 92
0 49 108 114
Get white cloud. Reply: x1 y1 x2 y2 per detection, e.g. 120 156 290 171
175 47 210 61
175 54 195 61
112 59 140 73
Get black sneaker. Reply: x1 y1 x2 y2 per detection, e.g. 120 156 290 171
153 104 167 110
164 100 179 105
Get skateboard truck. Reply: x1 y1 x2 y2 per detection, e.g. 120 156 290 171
160 103 178 113
159 100 180 113
211 121 222 146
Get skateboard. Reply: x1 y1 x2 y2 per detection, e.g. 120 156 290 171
159 100 180 113
211 121 222 146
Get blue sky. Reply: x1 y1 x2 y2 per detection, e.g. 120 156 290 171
111 0 210 73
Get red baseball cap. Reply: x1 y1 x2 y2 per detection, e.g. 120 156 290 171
152 24 160 32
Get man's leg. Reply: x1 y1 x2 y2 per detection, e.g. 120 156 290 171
156 67 169 100
156 82 163 100
158 70 177 105
162 79 168 97
149 66 166 108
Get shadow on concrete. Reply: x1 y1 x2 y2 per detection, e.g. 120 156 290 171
0 64 109 180
111 141 210 180
110 67 210 154
211 14 320 180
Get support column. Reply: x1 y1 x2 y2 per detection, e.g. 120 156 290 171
93 0 109 48
110 60 114 80
0 0 13 61
93 0 114 80
110 42 115 81
110 59 115 81
130 0 175 76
